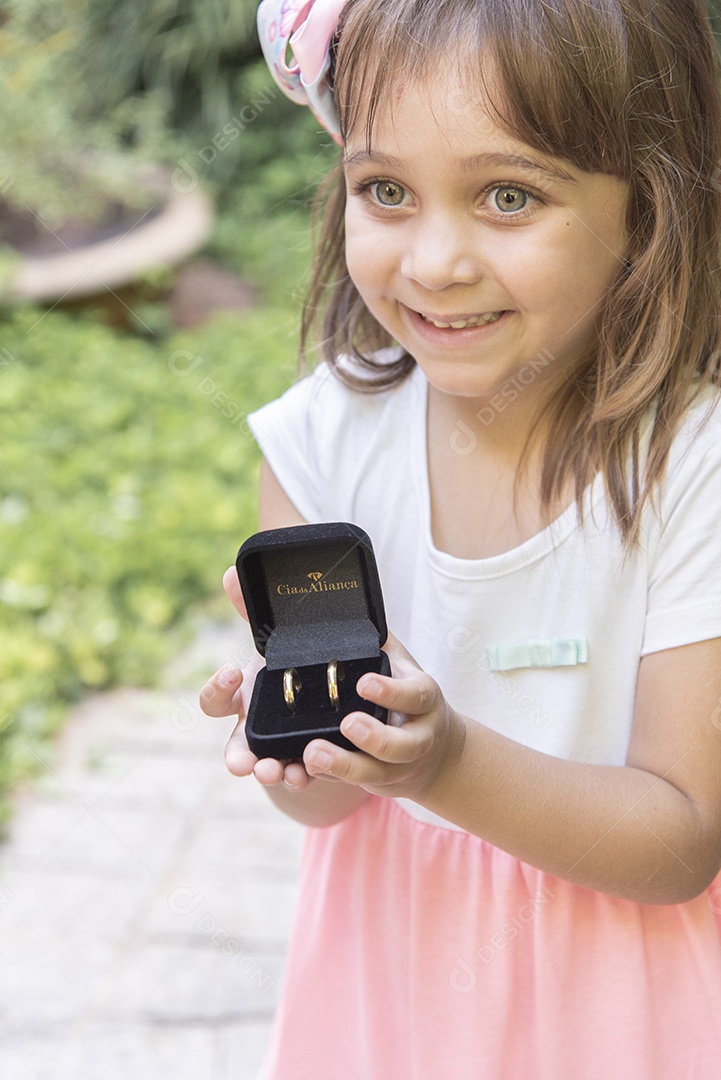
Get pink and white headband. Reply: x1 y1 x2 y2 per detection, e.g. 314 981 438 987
257 0 347 144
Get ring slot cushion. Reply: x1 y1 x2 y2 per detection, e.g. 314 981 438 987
236 522 391 759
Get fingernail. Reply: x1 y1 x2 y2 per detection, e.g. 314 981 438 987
343 716 369 738
218 664 241 688
358 677 381 698
309 749 333 771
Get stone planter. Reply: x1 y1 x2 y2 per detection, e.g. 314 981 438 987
1 175 214 304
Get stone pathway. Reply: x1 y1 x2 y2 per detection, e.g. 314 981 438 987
0 620 303 1079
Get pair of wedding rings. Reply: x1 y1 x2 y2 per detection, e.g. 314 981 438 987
283 661 345 711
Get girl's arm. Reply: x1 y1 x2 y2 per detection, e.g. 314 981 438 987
200 459 370 828
300 633 721 905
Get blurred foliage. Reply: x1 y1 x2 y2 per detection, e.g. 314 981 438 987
0 0 333 224
0 0 171 226
70 0 332 194
75 0 261 134
0 301 300 819
708 0 721 50
0 0 339 820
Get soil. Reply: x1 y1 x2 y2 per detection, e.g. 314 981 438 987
60 258 258 332
0 198 163 258
0 190 256 330
167 259 258 329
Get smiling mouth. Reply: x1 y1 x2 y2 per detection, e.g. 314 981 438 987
418 311 505 329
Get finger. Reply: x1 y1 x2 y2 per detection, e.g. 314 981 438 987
281 760 316 792
303 738 386 786
223 565 249 621
253 756 287 785
340 710 434 763
357 669 439 718
382 629 421 668
200 664 244 717
224 715 257 777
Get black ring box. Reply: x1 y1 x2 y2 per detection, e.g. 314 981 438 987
236 522 391 760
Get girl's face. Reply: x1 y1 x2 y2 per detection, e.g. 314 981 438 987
343 68 630 407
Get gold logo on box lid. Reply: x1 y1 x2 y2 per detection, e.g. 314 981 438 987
276 571 360 596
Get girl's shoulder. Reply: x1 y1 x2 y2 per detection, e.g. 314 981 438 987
246 351 424 522
641 383 721 545
662 383 721 479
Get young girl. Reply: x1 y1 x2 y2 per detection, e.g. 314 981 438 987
201 0 721 1075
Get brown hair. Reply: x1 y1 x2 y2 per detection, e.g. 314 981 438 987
301 0 721 544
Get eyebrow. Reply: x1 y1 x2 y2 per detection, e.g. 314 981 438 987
343 149 578 185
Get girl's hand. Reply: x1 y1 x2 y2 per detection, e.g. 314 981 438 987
198 566 317 792
303 632 467 801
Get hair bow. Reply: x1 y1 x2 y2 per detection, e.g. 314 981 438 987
257 0 347 144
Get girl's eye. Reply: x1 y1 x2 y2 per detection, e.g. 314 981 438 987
489 187 533 214
371 181 407 207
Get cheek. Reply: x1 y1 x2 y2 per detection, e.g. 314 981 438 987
344 210 367 281
344 215 390 297
526 223 625 317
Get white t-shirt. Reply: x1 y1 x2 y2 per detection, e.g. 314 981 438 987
248 360 721 828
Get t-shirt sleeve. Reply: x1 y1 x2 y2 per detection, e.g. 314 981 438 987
248 361 405 526
246 364 337 523
642 396 721 655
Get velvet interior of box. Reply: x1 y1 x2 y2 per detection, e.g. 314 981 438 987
236 522 390 759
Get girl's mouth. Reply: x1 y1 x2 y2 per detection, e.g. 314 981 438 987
418 311 505 329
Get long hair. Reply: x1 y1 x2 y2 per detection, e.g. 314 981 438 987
301 0 721 544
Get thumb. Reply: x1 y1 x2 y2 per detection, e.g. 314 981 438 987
383 629 421 669
223 565 249 622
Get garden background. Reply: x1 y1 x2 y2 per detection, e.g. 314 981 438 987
0 0 338 819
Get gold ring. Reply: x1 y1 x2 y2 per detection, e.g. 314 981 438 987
327 660 345 710
283 668 301 711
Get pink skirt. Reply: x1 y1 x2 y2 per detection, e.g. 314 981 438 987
262 796 721 1079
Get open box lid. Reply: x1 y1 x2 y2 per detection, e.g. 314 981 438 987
236 522 388 670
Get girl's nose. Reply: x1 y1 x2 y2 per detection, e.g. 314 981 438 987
400 215 483 290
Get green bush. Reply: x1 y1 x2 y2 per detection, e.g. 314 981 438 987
0 0 168 226
69 0 332 197
0 303 299 816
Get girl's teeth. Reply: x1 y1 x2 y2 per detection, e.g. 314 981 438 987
423 312 502 329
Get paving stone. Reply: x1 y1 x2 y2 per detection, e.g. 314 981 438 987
31 744 225 816
0 619 301 1077
0 933 118 1036
95 939 282 1022
163 616 254 690
144 868 300 946
56 688 227 753
7 799 188 877
0 1023 220 1080
22 747 223 820
0 865 154 940
180 811 304 874
208 770 297 817
215 1021 273 1080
